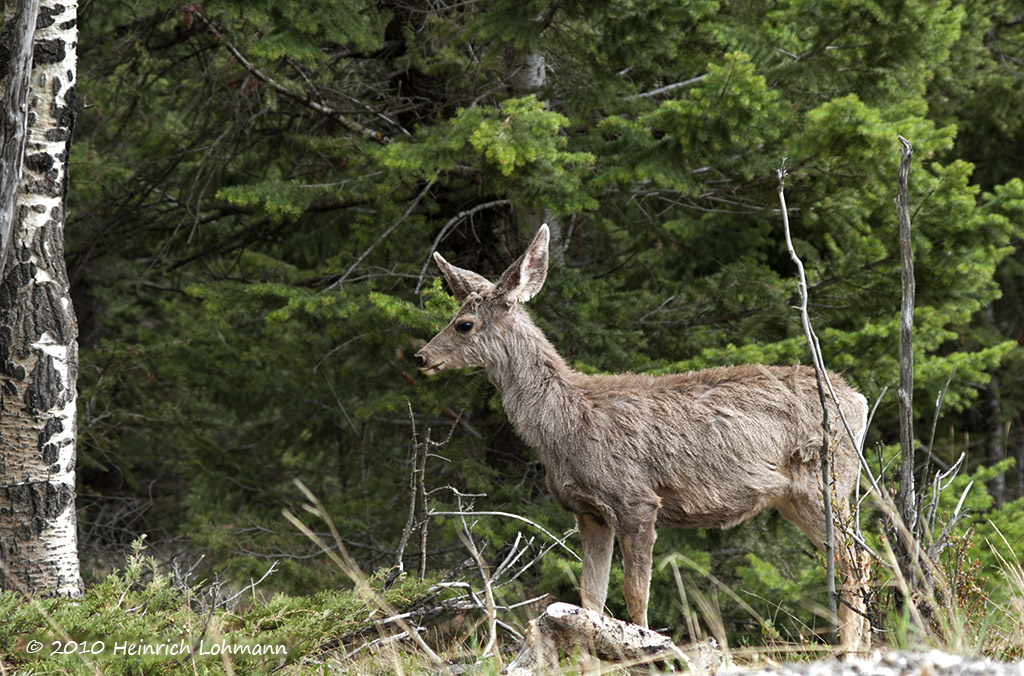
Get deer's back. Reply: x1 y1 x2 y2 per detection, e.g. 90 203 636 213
540 364 865 530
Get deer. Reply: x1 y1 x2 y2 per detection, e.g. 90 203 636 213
415 224 871 652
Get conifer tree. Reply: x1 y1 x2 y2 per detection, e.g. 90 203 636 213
66 0 1024 622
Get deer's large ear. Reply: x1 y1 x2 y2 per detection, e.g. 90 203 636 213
433 252 493 302
495 224 549 305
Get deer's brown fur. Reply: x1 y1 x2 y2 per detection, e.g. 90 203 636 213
415 225 870 651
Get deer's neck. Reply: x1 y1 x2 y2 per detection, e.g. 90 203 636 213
486 313 582 455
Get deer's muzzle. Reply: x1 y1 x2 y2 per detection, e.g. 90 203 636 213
414 350 444 375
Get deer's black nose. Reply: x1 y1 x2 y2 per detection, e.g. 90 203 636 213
414 353 427 368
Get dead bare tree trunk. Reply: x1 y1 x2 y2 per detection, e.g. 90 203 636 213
984 306 1006 506
0 0 40 281
894 136 917 576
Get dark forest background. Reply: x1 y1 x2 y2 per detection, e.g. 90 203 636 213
65 0 1024 644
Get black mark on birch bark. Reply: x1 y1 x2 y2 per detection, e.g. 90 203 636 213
33 39 66 65
25 355 63 413
0 482 74 538
36 4 67 30
38 417 64 451
0 325 13 366
42 444 59 465
24 153 55 174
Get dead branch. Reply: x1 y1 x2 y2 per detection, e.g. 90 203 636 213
452 493 500 660
415 198 512 296
189 7 392 145
428 510 581 562
0 0 39 282
623 74 708 100
330 181 434 290
895 135 917 541
776 164 838 637
417 432 430 581
396 404 423 573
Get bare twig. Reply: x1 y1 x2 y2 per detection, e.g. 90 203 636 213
923 452 971 561
492 532 528 582
919 369 958 546
854 385 889 521
415 199 511 296
329 181 434 290
777 163 838 638
345 630 413 660
417 432 430 581
400 404 459 579
215 561 279 610
453 498 499 661
396 404 422 572
622 74 708 100
429 510 581 561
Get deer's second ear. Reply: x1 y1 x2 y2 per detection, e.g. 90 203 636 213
433 252 493 302
496 224 550 304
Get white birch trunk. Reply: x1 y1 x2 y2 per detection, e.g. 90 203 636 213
510 49 565 263
0 0 82 597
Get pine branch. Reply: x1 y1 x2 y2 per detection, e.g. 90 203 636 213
190 8 392 145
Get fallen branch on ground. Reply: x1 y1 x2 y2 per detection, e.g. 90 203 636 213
503 602 714 676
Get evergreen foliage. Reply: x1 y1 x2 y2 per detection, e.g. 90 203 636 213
47 0 1024 651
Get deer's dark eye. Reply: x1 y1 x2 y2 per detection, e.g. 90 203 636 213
456 320 474 333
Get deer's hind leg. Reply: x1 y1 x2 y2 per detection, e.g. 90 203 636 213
777 491 870 653
577 512 615 615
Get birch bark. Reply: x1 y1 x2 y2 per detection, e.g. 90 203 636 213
0 0 39 278
511 48 565 263
0 0 83 596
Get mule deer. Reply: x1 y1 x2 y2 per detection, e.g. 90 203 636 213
415 225 870 651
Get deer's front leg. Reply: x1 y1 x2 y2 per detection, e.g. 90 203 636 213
617 508 658 628
577 513 615 614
